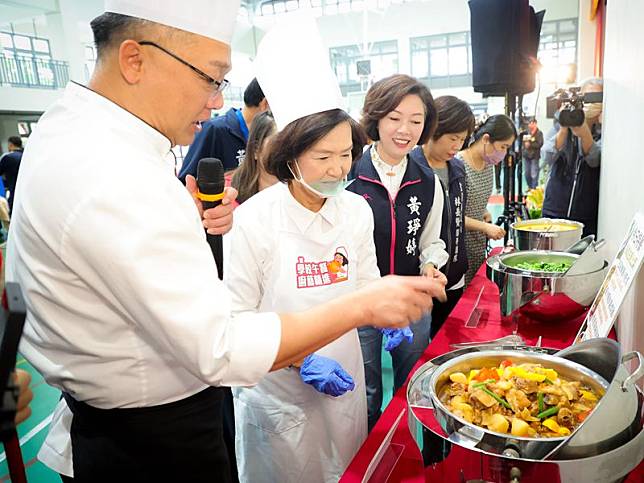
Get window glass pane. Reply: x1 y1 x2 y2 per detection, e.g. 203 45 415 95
372 54 397 79
430 48 448 76
430 36 446 48
559 47 576 64
335 62 348 83
411 50 428 78
449 32 466 45
410 37 427 51
449 45 468 75
559 19 576 34
13 35 31 50
33 38 50 53
541 22 556 35
338 1 351 13
0 33 13 49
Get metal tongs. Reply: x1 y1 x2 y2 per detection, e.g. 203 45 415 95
449 334 526 349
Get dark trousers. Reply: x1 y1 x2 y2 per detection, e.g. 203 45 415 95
62 387 230 483
429 288 464 339
222 388 239 482
422 288 463 465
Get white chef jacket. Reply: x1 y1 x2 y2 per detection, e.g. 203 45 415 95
225 182 379 482
6 82 281 474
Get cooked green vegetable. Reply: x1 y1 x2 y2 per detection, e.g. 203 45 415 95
515 261 572 273
537 406 560 419
481 387 512 409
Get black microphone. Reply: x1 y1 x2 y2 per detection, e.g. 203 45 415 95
197 158 225 280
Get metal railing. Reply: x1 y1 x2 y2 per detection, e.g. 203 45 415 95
0 54 69 89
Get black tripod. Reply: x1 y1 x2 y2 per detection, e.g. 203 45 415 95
496 93 530 245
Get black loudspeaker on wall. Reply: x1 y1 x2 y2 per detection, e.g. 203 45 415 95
469 0 545 96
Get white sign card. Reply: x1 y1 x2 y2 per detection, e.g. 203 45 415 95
576 212 644 343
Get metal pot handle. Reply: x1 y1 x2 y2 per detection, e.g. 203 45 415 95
620 351 644 391
447 423 485 449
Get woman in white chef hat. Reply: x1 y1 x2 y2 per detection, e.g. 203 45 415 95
225 16 380 483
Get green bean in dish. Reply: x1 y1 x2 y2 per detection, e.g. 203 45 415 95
514 261 572 273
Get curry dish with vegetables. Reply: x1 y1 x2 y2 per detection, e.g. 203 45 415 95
515 222 578 232
438 359 603 438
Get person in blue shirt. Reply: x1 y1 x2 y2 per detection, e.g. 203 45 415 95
178 78 269 180
0 136 24 211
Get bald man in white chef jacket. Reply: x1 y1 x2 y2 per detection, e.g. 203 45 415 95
6 1 446 481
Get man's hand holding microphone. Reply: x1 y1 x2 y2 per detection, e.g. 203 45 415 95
184 158 448 369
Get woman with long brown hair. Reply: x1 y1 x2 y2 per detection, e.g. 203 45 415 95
230 111 277 204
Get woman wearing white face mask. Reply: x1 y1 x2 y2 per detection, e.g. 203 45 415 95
460 114 517 286
226 108 379 482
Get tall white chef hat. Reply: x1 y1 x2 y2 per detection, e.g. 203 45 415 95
104 0 240 45
254 15 343 131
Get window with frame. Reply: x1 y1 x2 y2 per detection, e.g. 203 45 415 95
538 18 578 68
410 31 472 89
0 30 65 87
253 0 418 16
329 40 398 94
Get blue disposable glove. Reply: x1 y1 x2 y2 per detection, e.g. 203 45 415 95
300 354 355 397
381 327 414 352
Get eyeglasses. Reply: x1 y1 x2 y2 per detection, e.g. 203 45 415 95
139 40 229 95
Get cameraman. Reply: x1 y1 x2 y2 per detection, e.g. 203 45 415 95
542 78 603 237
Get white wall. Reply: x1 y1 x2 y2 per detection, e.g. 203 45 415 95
597 0 644 356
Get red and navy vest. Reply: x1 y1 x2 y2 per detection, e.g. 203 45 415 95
348 146 436 277
409 147 468 288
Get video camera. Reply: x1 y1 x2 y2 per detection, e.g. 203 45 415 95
546 87 603 127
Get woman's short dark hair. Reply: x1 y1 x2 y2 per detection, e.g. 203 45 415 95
471 114 517 144
230 112 277 204
265 109 367 183
361 74 437 145
432 96 475 141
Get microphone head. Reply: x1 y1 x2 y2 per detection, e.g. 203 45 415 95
197 158 225 195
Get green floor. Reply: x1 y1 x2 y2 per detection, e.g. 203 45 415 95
4 200 504 482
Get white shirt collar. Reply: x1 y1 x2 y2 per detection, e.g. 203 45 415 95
371 143 408 198
66 82 172 159
281 182 340 233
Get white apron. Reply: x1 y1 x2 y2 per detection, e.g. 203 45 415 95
233 211 368 483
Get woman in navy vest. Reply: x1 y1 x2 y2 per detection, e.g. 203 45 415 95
348 75 448 431
410 96 475 338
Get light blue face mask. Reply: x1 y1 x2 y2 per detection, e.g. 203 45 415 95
289 160 353 198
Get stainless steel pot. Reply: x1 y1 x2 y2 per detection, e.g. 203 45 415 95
487 250 608 323
406 342 644 482
426 350 610 460
512 218 583 251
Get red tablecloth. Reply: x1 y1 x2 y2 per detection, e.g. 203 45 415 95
340 251 643 483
